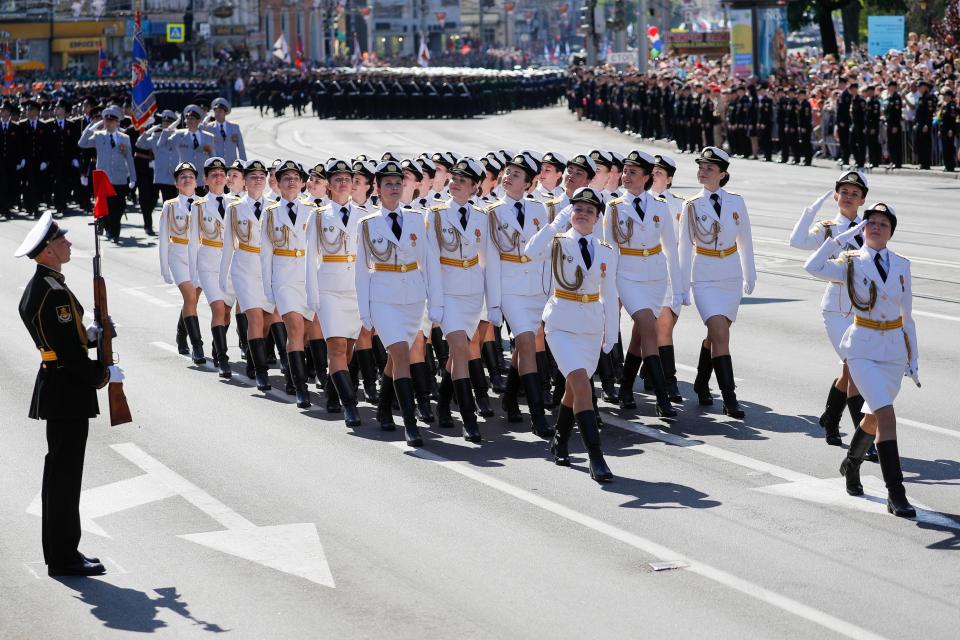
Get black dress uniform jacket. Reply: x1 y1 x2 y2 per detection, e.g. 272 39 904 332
18 264 109 420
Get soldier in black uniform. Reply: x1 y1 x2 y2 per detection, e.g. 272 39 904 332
779 86 796 163
849 83 867 169
0 100 22 218
16 213 124 577
884 80 904 169
795 87 813 166
835 77 852 166
45 99 79 217
757 84 774 161
914 79 936 170
940 88 958 172
20 99 48 218
862 85 882 168
701 85 717 148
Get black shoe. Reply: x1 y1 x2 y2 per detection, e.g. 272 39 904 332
145 227 156 236
576 410 613 482
521 372 554 440
454 378 482 443
378 376 396 431
877 440 916 518
840 427 874 496
468 359 493 418
550 404 574 466
819 380 846 446
48 557 106 577
394 378 423 447
693 344 713 405
183 316 206 365
289 351 311 409
713 355 744 419
618 352 642 410
332 370 361 427
437 371 455 429
501 367 523 423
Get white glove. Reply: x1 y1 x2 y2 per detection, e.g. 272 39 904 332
428 306 443 325
361 316 374 332
834 219 867 247
743 280 755 295
906 365 921 387
805 189 833 216
85 323 101 343
554 206 572 229
163 272 174 285
39 162 48 171
128 181 136 190
16 159 25 170
71 159 80 168
487 306 502 327
681 291 692 306
148 160 155 169
108 365 125 383
80 174 88 187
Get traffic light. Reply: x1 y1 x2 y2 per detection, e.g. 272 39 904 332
608 0 626 30
579 0 596 35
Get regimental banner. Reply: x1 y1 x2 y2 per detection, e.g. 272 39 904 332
130 12 157 131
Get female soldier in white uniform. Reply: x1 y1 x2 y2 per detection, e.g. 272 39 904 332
425 157 495 443
190 157 237 378
484 155 553 440
604 150 682 418
524 187 620 483
159 162 205 365
220 159 276 392
260 160 318 409
804 204 918 518
306 158 364 427
356 160 443 447
678 147 756 419
789 171 872 455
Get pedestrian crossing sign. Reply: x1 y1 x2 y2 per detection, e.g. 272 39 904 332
167 23 185 43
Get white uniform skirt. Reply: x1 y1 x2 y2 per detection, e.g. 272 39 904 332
692 278 742 323
440 293 483 337
317 290 362 340
847 357 903 414
822 311 853 361
231 253 274 313
618 275 667 318
545 328 602 378
371 300 423 348
502 292 548 337
199 268 236 306
661 287 682 316
168 244 191 286
272 276 315 321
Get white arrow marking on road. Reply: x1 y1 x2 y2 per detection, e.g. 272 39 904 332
110 443 335 588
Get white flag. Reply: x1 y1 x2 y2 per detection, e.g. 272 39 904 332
273 34 290 63
418 33 430 68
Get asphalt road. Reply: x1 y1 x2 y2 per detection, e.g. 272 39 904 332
1 106 958 639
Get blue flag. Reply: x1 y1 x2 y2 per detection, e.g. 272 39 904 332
130 12 157 131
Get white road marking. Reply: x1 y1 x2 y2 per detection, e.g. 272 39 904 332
122 286 180 308
111 443 335 588
392 442 889 640
913 310 960 323
898 417 960 440
675 362 743 382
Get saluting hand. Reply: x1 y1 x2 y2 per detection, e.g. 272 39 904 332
806 189 833 216
834 219 867 247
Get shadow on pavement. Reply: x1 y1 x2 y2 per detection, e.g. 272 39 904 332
54 580 227 633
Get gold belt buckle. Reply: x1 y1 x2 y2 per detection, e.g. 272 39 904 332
462 259 470 268
642 248 650 256
520 255 529 263
400 264 408 273
347 255 355 263
580 294 589 303
297 249 304 257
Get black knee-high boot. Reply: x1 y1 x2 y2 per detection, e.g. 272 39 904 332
183 315 206 365
394 378 422 447
819 379 847 446
877 440 915 518
712 355 744 419
248 338 272 391
304 341 316 383
308 339 328 389
658 344 682 402
331 370 361 427
288 351 311 408
430 327 449 371
521 372 554 440
618 352 643 409
544 344 561 409
644 355 677 418
576 410 613 482
325 373 342 413
840 427 874 496
211 325 231 378
846 395 876 461
372 334 388 371
378 375 396 431
424 343 440 400
550 404 575 466
270 323 293 394
536 350 554 408
235 312 248 360
454 378 481 443
356 349 379 403
264 328 277 364
693 342 713 405
410 362 435 423
481 340 505 393
611 333 625 380
501 366 523 423
176 314 189 355
596 352 618 403
437 370 455 429
469 359 493 418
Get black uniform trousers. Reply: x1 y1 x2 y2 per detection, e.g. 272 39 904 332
42 417 89 565
915 126 932 169
22 162 43 216
106 184 128 239
837 123 850 164
0 163 19 216
887 125 903 167
943 134 957 172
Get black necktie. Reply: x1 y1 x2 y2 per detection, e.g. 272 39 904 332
220 124 226 140
459 206 468 230
710 193 721 216
848 220 863 247
110 134 115 148
579 237 592 270
253 200 262 220
314 198 322 207
187 197 194 208
633 196 645 221
193 133 199 149
287 201 296 225
874 252 887 282
340 206 349 227
514 201 524 227
217 195 225 218
389 211 401 239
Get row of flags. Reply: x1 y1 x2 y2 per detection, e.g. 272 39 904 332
273 31 397 70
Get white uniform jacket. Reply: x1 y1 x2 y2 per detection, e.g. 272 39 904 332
678 188 757 291
790 209 863 313
805 242 918 371
259 197 316 305
524 217 620 351
602 191 682 299
305 199 364 307
354 207 443 327
484 194 551 305
219 194 267 295
158 195 198 285
425 199 498 304
189 193 237 281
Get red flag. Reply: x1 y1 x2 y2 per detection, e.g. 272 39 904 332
97 45 108 78
92 170 116 219
295 36 304 70
3 46 13 88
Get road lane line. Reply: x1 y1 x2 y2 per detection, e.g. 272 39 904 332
122 287 180 308
392 442 889 640
898 417 960 440
913 310 960 323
